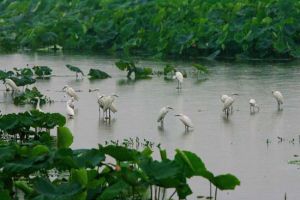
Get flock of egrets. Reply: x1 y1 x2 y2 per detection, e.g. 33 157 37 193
2 69 284 131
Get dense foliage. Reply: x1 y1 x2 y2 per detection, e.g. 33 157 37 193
0 112 240 199
0 0 299 59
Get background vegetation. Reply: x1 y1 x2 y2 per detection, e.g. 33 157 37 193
0 0 299 58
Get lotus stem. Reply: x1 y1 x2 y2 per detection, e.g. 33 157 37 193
168 190 176 200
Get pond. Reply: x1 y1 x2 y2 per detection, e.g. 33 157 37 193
1 52 300 200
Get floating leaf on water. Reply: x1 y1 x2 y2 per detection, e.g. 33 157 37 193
88 68 111 79
32 66 52 77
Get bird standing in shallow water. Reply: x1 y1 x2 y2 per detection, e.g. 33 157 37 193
223 96 234 118
175 114 193 131
66 100 74 118
67 97 75 109
173 69 183 89
4 78 19 93
272 90 283 110
63 85 79 101
35 97 43 112
249 98 259 113
157 106 173 127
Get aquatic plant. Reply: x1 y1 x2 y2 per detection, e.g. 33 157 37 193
10 76 36 87
13 68 34 77
88 68 111 79
115 60 152 79
32 66 52 77
13 87 51 106
0 115 240 200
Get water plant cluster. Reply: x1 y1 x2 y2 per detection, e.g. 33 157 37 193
0 67 52 106
0 112 240 199
0 0 299 59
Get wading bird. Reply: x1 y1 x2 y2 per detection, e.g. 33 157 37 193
4 78 19 93
173 69 183 89
249 98 259 113
175 114 193 131
67 97 75 109
35 97 43 112
157 106 173 127
272 90 283 110
223 96 234 118
100 94 119 120
63 85 79 100
66 100 74 118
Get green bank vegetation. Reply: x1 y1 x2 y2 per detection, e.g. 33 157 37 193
0 0 299 59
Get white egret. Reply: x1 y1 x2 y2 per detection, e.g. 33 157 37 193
157 106 173 126
62 85 79 101
4 78 19 92
66 100 74 118
221 94 235 112
35 97 43 112
272 90 283 110
173 69 183 89
67 97 75 109
101 94 119 120
220 94 229 103
249 98 259 113
175 114 193 131
223 96 234 118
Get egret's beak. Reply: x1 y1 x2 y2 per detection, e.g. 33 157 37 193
174 114 180 116
167 106 173 110
113 94 119 97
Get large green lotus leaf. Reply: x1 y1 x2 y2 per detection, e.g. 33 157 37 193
73 149 105 168
100 145 139 161
0 145 17 164
88 69 111 79
175 149 206 178
115 60 135 71
213 174 240 190
31 145 49 157
98 180 130 200
70 168 88 186
10 76 36 87
34 178 82 199
121 167 143 186
0 70 9 80
4 159 34 175
54 148 78 170
32 66 52 76
18 68 33 77
163 64 175 75
176 183 192 199
14 180 34 195
66 64 84 75
0 190 11 200
0 114 19 131
139 159 183 188
57 127 73 149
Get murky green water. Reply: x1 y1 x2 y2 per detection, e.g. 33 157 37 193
1 52 300 199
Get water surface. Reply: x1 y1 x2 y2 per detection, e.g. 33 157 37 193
1 52 300 200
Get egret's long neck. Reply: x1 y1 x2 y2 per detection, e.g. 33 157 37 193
36 98 41 110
